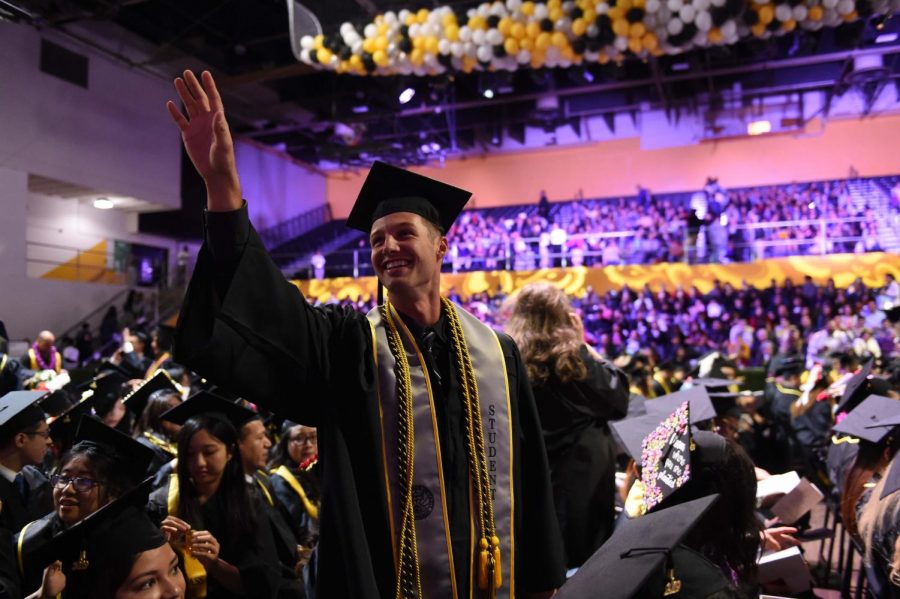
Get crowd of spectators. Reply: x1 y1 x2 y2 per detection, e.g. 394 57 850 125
313 273 900 373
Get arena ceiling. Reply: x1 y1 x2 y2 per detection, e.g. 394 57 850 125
7 0 900 167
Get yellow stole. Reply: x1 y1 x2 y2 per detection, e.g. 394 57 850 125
167 475 208 598
273 465 319 520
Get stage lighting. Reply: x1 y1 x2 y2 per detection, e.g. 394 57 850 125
747 120 772 136
399 88 415 104
93 197 114 210
483 88 495 99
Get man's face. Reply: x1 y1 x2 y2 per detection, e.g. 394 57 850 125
239 419 271 473
370 212 446 296
19 421 51 466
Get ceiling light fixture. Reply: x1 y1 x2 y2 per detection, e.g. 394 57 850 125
93 197 114 210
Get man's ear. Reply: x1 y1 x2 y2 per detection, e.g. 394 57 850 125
437 236 448 261
13 433 27 449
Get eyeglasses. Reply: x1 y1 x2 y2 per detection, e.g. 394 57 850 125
290 435 317 445
49 475 104 492
23 430 51 439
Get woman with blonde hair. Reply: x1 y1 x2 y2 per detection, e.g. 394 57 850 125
505 282 629 568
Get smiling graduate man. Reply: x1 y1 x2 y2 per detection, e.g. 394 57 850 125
167 70 564 599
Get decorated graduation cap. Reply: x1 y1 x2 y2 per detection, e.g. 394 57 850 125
28 478 160 582
161 391 258 430
555 494 723 599
345 161 472 234
0 390 48 441
74 415 156 482
832 395 900 444
645 386 717 424
123 370 181 417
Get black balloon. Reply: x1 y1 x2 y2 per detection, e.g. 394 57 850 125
626 7 645 22
572 6 584 18
540 17 555 31
399 38 413 53
766 17 781 30
340 47 352 60
743 9 760 24
493 44 507 57
487 14 501 28
711 6 730 26
571 37 587 54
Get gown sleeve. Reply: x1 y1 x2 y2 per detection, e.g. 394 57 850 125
577 345 630 421
500 334 567 593
174 202 349 425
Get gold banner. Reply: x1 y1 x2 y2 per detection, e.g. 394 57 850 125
294 252 900 302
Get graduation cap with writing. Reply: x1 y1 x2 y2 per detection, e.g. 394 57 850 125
74 415 156 483
0 390 48 440
28 478 160 579
555 494 723 599
645 386 717 424
345 161 472 234
161 391 258 430
640 401 694 512
123 370 181 417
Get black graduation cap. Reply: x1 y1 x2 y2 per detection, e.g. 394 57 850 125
611 411 670 461
48 393 100 443
28 478 160 577
38 389 74 418
122 370 181 417
345 161 472 234
0 390 48 438
640 400 693 512
0 320 7 343
835 359 891 414
833 395 900 444
645 387 717 423
74 415 156 481
555 494 722 599
161 391 258 430
774 355 805 377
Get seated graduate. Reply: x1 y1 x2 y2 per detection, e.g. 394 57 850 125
24 481 184 599
148 392 281 599
18 415 155 598
0 321 27 396
267 421 320 549
554 494 738 599
612 401 761 596
0 391 54 534
124 371 184 479
834 394 900 594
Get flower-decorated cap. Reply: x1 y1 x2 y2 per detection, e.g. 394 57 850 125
345 161 471 234
555 494 723 599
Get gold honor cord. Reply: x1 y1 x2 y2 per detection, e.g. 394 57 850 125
381 304 424 599
442 298 501 596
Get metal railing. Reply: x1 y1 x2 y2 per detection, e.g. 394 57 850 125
285 215 883 279
258 204 331 251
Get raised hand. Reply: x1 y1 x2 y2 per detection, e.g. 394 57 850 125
166 70 241 212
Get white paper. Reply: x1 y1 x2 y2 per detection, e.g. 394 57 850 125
770 478 824 525
756 471 801 501
758 546 812 593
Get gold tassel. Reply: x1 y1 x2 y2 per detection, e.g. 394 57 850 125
478 537 490 590
491 535 502 589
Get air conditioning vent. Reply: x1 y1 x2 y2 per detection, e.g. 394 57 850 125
40 39 88 88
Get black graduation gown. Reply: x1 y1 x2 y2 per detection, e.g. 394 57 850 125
147 478 282 599
0 466 53 535
531 346 629 568
268 465 320 547
136 432 177 480
0 355 23 396
0 529 20 599
174 204 566 597
16 512 64 597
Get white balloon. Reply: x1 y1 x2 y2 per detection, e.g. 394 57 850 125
720 19 737 37
710 0 726 6
459 26 473 41
487 28 504 44
340 22 353 36
546 45 561 59
467 8 476 18
791 3 808 18
477 44 493 61
557 17 572 32
534 3 549 19
614 35 629 50
821 0 838 8
439 39 451 54
300 48 311 63
775 4 792 20
364 24 377 38
560 58 573 68
597 3 609 13
644 14 658 27
451 41 464 56
409 23 421 37
695 10 712 29
587 23 600 36
646 0 662 12
836 0 854 13
667 0 684 13
667 16 684 33
824 7 840 22
658 6 672 20
344 32 361 45
428 11 442 24
352 40 364 54
679 5 696 21
424 54 439 67
384 11 397 24
693 29 708 44
478 3 491 17
399 9 411 21
464 42 477 57
507 0 523 11
428 23 442 37
300 35 315 50
517 48 532 62
563 1 576 12
473 29 487 44
491 2 507 15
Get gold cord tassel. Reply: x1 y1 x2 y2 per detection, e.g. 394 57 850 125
478 537 490 589
492 535 502 589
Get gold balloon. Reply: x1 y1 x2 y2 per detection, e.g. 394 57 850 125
782 18 797 30
583 9 597 22
607 6 625 20
633 0 646 7
628 36 642 53
751 22 766 36
349 54 363 68
377 22 389 36
463 56 477 72
425 36 439 54
317 48 333 64
499 16 513 35
551 31 568 47
405 14 416 26
808 5 823 20
548 0 561 8
375 35 389 51
549 7 564 21
512 22 527 38
629 22 646 37
442 12 457 26
520 36 535 50
410 48 425 65
417 8 430 23
707 27 723 43
469 15 487 30
446 23 460 41
526 21 541 37
522 1 536 15
572 18 587 35
613 18 630 36
505 37 520 54
314 34 324 49
758 5 774 24
842 10 858 20
363 37 376 54
619 0 633 12
373 49 389 66
642 31 659 50
536 31 553 49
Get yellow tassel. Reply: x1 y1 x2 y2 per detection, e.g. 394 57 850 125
491 536 502 589
478 538 490 589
